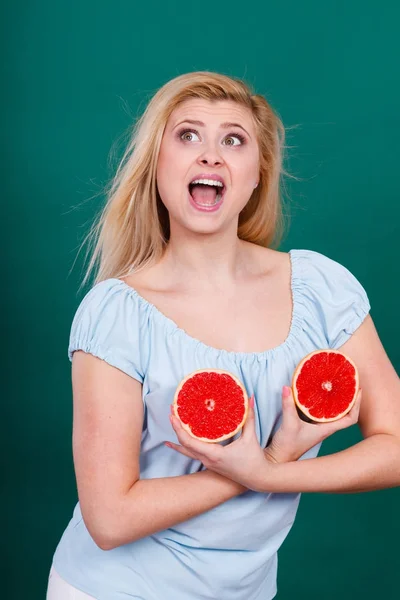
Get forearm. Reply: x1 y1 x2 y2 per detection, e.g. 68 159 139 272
259 434 400 494
100 471 246 549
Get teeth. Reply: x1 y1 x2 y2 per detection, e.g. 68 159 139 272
193 192 222 207
190 178 224 188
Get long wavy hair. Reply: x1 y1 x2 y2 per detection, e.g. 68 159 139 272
77 71 291 288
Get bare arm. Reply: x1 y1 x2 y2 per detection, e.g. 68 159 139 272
257 432 400 493
72 351 245 551
258 314 400 493
169 315 400 494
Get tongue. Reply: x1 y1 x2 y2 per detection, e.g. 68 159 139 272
190 184 218 205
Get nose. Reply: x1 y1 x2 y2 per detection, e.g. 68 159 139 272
197 142 224 167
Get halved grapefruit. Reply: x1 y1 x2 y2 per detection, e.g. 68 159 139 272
173 369 249 443
292 350 359 423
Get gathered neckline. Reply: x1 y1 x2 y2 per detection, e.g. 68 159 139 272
109 249 304 361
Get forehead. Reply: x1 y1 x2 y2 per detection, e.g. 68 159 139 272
168 98 255 129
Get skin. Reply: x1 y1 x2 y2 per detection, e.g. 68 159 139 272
170 329 400 493
72 99 400 552
164 106 400 490
156 98 260 240
126 99 293 356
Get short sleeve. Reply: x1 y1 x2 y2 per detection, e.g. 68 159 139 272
296 250 371 349
68 279 149 383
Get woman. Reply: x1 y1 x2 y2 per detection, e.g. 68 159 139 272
47 71 400 600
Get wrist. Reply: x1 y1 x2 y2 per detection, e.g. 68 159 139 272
264 438 297 464
203 469 247 496
247 455 279 494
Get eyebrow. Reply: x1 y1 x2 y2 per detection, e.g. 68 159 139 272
172 119 251 137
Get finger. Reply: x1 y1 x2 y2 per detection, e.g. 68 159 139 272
281 385 300 423
318 388 363 436
170 414 218 460
281 385 304 430
241 395 257 440
350 387 362 411
335 388 362 425
170 414 199 447
165 441 199 460
342 388 362 424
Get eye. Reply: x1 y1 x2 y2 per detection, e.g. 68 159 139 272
223 133 246 147
179 129 200 142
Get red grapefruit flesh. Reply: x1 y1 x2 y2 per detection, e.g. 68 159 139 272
173 369 249 443
292 350 359 423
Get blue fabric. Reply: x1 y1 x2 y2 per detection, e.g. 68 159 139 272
52 249 370 600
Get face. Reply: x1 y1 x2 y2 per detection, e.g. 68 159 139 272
156 99 260 236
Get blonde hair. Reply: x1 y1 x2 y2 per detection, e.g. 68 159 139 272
77 71 291 288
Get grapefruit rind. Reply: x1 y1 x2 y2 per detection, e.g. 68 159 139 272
291 349 359 423
173 369 249 443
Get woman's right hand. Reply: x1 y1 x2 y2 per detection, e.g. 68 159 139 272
264 385 362 464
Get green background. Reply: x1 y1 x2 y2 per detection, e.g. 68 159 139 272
4 1 399 598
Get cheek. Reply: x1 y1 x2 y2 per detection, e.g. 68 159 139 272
156 144 171 179
157 146 174 190
233 160 259 189
157 141 187 181
156 147 187 207
230 146 259 180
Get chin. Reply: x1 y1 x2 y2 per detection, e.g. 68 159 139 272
173 215 238 238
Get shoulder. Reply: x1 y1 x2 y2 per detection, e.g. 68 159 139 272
68 278 152 381
69 277 152 350
244 243 290 277
290 249 369 302
290 248 356 279
238 244 368 298
73 278 124 310
74 277 147 313
290 248 371 349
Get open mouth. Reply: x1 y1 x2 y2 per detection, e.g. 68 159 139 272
188 178 225 208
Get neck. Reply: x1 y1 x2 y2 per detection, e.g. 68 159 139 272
159 226 248 290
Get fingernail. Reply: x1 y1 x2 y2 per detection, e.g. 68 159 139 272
165 442 171 448
282 386 291 398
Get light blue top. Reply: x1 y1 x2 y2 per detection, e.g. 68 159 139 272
53 249 370 600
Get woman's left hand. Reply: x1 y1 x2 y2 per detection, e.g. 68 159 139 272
265 385 363 464
166 396 270 492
